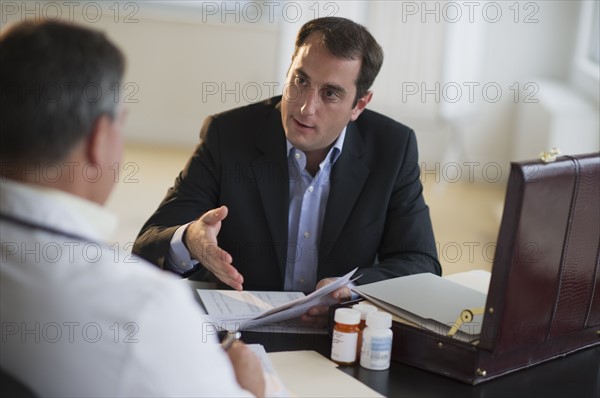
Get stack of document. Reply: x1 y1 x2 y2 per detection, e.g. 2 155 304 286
268 350 383 397
353 272 489 343
245 345 383 397
197 268 358 333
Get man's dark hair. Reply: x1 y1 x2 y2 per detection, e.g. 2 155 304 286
0 21 125 162
293 17 384 106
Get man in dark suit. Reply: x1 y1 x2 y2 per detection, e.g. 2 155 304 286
134 17 440 322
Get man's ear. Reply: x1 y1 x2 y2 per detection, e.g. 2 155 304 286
350 91 373 121
85 114 112 165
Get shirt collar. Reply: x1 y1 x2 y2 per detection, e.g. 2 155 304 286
0 179 118 242
43 188 118 241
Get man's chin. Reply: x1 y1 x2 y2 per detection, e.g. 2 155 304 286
286 134 312 152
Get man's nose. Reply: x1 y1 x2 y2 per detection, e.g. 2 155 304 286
300 87 318 116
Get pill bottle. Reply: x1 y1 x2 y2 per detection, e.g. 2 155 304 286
360 311 393 370
352 303 377 360
331 308 361 365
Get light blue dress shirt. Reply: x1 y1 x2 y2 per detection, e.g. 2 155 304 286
167 128 347 292
168 222 197 274
284 128 346 292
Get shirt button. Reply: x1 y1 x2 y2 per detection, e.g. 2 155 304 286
308 186 314 192
304 232 310 238
299 277 305 284
295 153 301 159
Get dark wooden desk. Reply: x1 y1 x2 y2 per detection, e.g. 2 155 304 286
242 331 600 398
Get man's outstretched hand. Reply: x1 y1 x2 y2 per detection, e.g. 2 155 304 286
184 206 244 290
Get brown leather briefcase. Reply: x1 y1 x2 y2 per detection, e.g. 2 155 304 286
337 152 600 384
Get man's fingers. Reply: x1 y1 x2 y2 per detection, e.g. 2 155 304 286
219 247 233 264
204 257 244 291
300 311 329 328
200 206 228 226
218 268 243 291
331 286 351 300
187 206 242 290
315 277 335 291
215 270 243 291
221 264 243 285
308 305 327 316
199 244 232 265
226 279 244 292
203 250 238 279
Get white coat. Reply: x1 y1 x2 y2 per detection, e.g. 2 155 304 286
0 180 252 397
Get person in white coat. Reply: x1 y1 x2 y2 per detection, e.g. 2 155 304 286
0 20 264 397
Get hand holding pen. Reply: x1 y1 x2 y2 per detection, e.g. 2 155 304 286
222 331 265 397
221 331 241 351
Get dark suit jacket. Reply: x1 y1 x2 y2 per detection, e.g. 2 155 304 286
133 96 441 290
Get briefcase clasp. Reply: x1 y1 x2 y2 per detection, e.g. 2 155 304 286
539 147 561 163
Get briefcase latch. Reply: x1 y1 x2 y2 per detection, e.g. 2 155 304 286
539 147 561 163
447 307 485 339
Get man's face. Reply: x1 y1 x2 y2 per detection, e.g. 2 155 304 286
281 33 371 157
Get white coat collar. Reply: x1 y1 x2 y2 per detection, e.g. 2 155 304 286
0 179 118 242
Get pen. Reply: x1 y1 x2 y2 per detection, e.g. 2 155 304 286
221 331 241 351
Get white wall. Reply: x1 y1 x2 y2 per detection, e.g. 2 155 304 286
570 0 600 106
2 0 597 167
472 0 582 164
364 1 592 170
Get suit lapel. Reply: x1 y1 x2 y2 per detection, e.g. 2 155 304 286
251 106 289 277
320 122 370 267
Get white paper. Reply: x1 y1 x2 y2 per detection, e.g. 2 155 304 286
197 268 358 332
443 270 491 294
197 290 305 316
268 350 383 397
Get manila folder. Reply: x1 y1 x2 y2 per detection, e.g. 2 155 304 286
353 273 487 342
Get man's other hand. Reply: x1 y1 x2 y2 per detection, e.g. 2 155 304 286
300 277 352 328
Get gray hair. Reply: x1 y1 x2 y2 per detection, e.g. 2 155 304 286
0 21 125 162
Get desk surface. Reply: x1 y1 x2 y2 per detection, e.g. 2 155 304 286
242 331 600 398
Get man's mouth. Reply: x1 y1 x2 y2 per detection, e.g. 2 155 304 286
293 117 314 129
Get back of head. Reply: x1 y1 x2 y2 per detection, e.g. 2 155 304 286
293 17 384 102
0 21 125 163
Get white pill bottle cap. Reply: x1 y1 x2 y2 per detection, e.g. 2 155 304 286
366 311 392 329
334 308 361 325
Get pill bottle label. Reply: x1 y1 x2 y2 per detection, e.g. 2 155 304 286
331 330 358 363
360 335 392 370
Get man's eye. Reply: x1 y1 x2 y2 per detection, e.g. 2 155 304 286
294 76 308 86
322 89 340 101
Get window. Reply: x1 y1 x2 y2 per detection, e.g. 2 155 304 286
575 1 600 80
